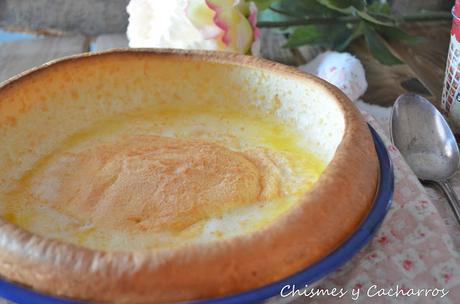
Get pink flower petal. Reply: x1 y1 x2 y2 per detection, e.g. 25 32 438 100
248 2 260 40
206 0 254 53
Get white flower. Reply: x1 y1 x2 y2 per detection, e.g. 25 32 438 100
127 0 260 54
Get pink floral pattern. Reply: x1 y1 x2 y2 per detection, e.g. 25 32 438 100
300 113 460 304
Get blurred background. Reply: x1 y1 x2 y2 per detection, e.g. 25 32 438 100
0 0 455 108
0 0 451 36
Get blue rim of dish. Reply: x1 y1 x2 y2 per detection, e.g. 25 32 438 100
0 125 394 304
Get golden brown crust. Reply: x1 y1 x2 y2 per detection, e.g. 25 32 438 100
0 49 379 303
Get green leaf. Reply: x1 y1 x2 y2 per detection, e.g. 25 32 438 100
316 0 365 14
333 22 365 51
257 2 303 34
284 23 363 51
248 0 277 10
363 23 403 65
356 10 396 26
269 0 337 19
318 0 396 26
257 8 296 23
288 0 338 16
331 30 355 51
283 25 325 48
257 0 340 34
368 1 391 14
374 26 425 44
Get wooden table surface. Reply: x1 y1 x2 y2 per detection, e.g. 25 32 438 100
0 22 452 109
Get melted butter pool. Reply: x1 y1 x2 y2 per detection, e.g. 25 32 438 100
0 107 325 251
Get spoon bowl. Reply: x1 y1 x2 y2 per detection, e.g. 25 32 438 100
391 93 460 180
391 93 460 224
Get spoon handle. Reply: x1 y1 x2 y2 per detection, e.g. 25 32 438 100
436 181 460 226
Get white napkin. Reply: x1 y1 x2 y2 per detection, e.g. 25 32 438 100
298 51 368 102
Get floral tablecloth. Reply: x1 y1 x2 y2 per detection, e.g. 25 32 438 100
0 112 459 304
288 113 460 304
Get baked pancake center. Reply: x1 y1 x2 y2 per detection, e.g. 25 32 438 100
0 108 325 251
30 136 279 232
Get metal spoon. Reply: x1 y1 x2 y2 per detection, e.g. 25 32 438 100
390 93 460 225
